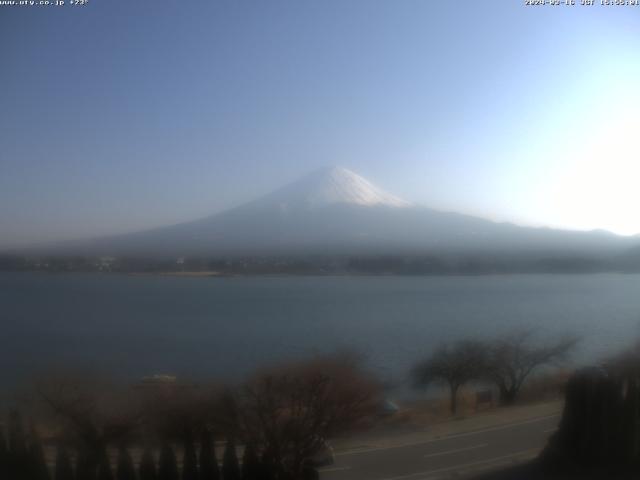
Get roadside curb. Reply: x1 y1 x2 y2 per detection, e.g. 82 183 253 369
332 401 562 456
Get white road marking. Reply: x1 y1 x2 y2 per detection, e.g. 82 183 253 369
379 448 540 480
319 466 351 473
423 442 488 459
335 413 559 457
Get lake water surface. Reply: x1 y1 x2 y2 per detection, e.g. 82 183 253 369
2 272 640 389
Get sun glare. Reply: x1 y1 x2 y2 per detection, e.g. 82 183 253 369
543 57 640 236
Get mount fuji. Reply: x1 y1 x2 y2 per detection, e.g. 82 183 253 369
253 166 412 210
31 166 638 259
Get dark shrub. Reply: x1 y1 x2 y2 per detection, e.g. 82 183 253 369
54 447 74 480
241 443 260 480
97 447 114 480
139 447 157 480
198 430 219 480
116 446 136 480
182 430 198 480
158 443 179 480
222 439 240 480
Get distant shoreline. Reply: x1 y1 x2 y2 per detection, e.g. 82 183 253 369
128 271 231 278
3 270 640 279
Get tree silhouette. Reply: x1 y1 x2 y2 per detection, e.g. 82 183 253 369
484 330 577 405
181 429 198 480
97 447 114 480
0 425 7 479
239 354 378 478
198 430 219 480
300 460 319 480
258 448 277 480
7 410 30 480
241 443 260 480
54 447 74 480
541 365 640 475
28 423 50 480
8 410 27 455
158 443 179 480
222 439 240 480
413 340 487 414
116 445 136 480
76 445 98 480
139 446 157 480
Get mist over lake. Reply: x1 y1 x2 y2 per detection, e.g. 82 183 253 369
3 272 640 390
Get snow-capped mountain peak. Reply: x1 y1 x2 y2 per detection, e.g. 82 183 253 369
256 166 412 210
32 165 638 259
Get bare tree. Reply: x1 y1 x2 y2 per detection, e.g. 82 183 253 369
237 353 380 478
412 340 487 415
484 329 577 405
28 374 140 480
35 373 144 466
135 381 224 442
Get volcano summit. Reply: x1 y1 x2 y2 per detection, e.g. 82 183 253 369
23 166 638 260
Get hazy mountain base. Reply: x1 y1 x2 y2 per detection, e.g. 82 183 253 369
2 251 640 275
22 204 639 258
6 167 640 266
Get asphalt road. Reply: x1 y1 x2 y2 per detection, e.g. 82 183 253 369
320 413 560 480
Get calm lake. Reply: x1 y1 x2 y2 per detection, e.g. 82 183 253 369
2 272 640 389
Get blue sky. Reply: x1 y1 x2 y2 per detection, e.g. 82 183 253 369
1 1 639 247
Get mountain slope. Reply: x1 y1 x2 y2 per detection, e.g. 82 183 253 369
21 166 640 258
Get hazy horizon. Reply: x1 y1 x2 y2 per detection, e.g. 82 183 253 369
3 164 640 251
2 2 640 248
